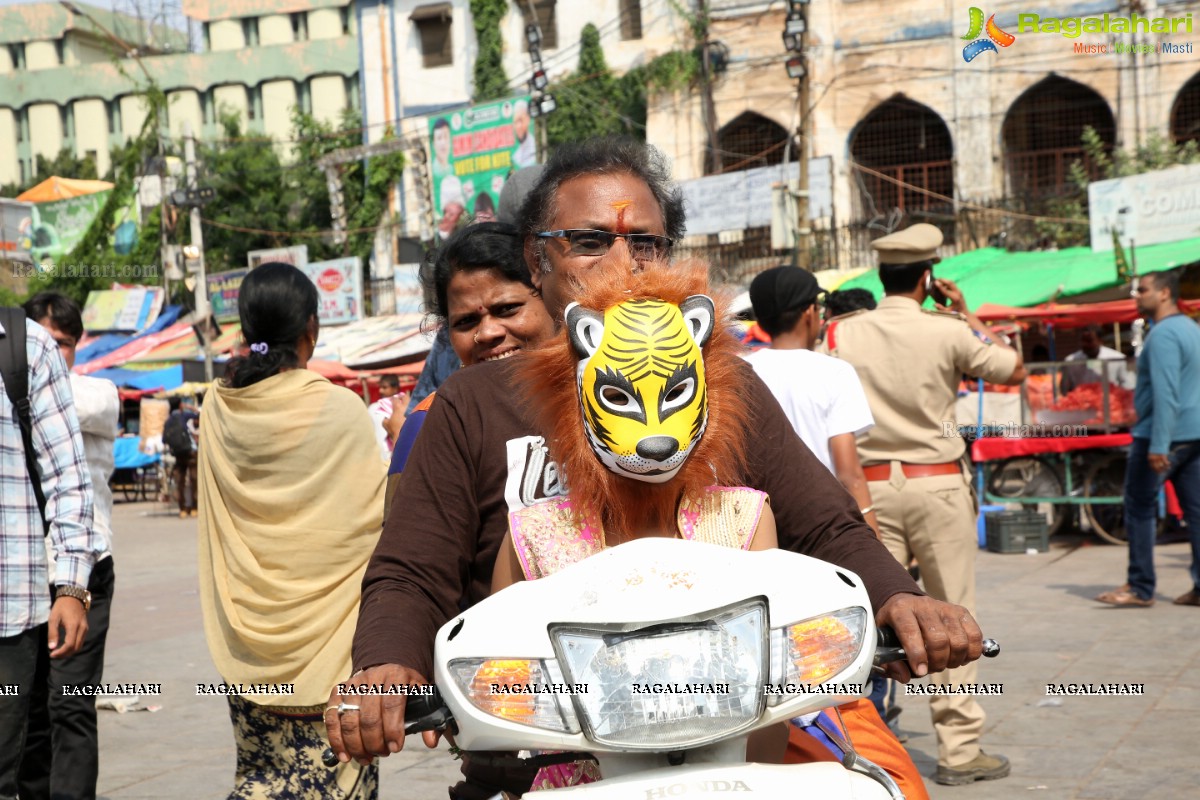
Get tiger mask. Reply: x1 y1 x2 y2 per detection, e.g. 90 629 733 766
517 254 750 537
565 295 714 484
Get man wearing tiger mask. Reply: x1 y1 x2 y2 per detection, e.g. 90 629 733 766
334 138 981 799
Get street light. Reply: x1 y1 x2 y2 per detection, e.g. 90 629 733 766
783 12 807 51
530 68 548 92
525 23 541 49
785 55 806 80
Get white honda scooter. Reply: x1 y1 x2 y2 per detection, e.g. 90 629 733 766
332 538 998 798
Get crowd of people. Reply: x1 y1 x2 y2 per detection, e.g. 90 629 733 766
1 135 1197 800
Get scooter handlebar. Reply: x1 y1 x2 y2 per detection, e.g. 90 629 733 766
321 686 452 768
875 626 999 668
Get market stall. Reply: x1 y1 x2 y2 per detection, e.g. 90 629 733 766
969 300 1192 544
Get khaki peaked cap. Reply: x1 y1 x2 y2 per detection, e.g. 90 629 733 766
872 223 944 265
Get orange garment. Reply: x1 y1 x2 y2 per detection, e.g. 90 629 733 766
785 698 929 800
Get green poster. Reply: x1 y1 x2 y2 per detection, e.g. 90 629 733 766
429 95 537 239
30 190 111 266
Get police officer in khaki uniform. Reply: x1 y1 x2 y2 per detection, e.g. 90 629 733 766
821 223 1026 785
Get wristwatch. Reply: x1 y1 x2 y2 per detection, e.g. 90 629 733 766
56 584 92 611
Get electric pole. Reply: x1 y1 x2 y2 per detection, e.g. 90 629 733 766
182 121 213 383
696 0 721 173
783 0 811 268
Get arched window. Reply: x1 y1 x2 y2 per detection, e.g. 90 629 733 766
1002 76 1114 200
708 111 789 175
1171 72 1200 148
848 95 954 223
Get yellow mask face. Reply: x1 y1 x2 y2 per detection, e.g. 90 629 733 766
565 295 715 484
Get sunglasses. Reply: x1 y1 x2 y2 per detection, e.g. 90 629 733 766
536 229 674 260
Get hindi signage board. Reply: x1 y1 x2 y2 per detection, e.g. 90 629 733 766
81 287 165 332
206 268 248 324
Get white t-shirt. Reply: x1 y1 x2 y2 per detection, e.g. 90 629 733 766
1062 346 1135 390
744 348 874 473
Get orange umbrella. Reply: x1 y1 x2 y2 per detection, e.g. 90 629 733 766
16 177 114 203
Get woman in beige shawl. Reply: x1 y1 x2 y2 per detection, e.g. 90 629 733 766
197 263 386 799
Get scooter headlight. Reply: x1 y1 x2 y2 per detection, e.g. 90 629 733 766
551 601 767 750
767 607 867 705
448 658 581 733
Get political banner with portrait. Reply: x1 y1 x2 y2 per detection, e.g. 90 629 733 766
428 95 538 239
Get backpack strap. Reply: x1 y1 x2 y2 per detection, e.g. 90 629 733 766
0 307 49 534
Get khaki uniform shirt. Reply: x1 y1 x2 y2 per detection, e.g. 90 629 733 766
820 296 1018 464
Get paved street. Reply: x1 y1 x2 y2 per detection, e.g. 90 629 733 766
96 500 1196 799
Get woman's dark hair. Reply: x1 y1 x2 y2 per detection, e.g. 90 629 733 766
224 262 318 389
517 137 686 243
22 291 84 341
419 222 532 322
825 288 877 317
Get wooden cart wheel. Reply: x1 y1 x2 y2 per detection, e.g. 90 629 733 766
1081 452 1164 545
985 456 1069 536
1083 453 1127 544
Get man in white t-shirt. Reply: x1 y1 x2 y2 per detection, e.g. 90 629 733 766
1060 325 1135 393
745 266 879 537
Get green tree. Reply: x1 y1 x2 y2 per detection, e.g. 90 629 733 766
471 0 509 102
36 88 168 304
547 24 639 147
291 108 407 264
195 113 302 272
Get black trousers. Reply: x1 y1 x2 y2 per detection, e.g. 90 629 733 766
0 625 46 800
19 556 116 800
174 451 197 512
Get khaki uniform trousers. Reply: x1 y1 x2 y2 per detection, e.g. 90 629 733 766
869 461 984 768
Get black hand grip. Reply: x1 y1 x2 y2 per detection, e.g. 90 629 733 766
877 625 902 649
876 627 1000 664
404 686 445 720
321 686 449 768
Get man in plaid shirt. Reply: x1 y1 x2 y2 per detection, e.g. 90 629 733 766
0 312 100 800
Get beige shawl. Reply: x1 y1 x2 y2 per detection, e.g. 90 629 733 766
197 369 386 708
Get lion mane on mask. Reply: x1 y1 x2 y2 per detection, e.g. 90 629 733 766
517 252 751 538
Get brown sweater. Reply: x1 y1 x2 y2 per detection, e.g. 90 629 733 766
353 357 922 678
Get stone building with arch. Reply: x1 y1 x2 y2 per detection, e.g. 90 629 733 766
648 0 1200 268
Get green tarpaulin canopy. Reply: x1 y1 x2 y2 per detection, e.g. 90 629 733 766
837 236 1200 311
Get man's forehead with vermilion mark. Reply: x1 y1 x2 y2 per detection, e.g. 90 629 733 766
611 200 634 233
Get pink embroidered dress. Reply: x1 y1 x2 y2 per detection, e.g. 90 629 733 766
507 486 769 790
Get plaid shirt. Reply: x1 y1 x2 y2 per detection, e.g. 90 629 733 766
1 317 98 637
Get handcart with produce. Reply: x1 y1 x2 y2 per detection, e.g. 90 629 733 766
965 299 1193 545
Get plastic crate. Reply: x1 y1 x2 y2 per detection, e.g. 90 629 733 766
985 510 1049 553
